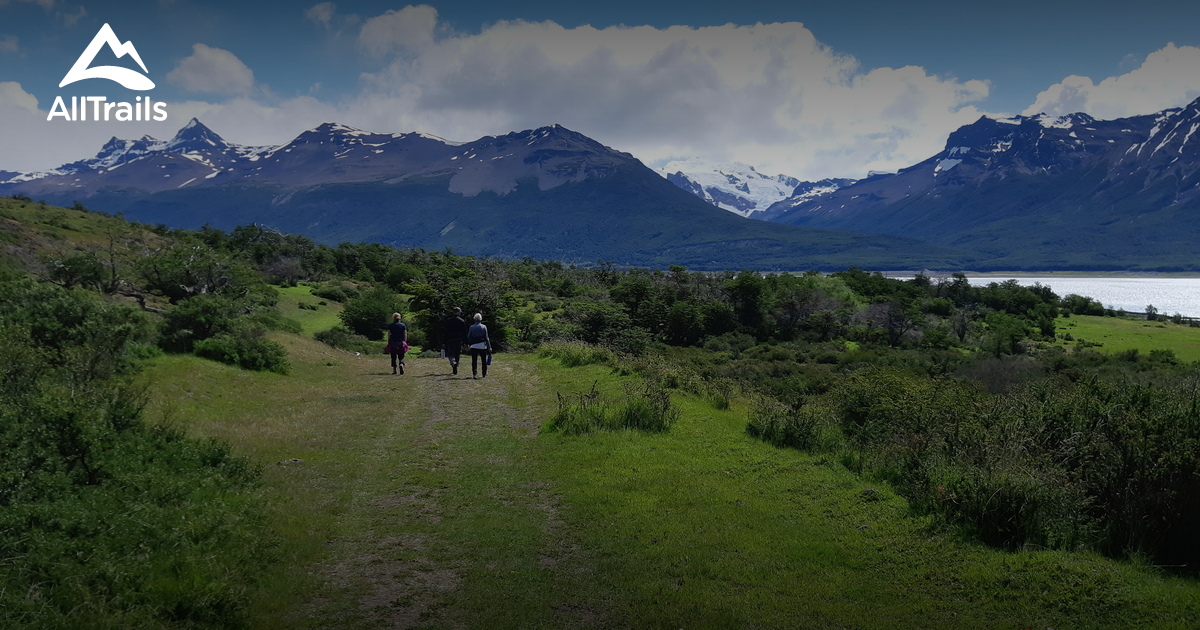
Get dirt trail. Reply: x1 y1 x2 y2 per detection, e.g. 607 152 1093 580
294 351 599 629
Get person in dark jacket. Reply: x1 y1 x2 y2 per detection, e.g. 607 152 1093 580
466 312 492 379
387 312 408 375
443 306 468 375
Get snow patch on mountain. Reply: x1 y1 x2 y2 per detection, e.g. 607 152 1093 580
656 159 802 217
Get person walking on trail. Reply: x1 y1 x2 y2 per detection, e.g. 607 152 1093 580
466 312 492 379
443 306 468 375
387 312 408 375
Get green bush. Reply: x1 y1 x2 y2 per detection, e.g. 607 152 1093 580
159 293 244 352
193 327 290 374
616 379 679 432
314 325 378 355
311 283 358 303
745 398 826 450
536 340 616 367
0 278 273 627
800 367 1200 563
547 379 678 435
339 286 407 340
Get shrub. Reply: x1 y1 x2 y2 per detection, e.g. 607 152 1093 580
546 384 611 435
616 378 679 432
0 278 273 627
159 293 244 352
746 397 825 450
310 282 359 303
546 379 678 435
339 286 407 340
314 325 377 355
194 327 290 374
536 340 615 367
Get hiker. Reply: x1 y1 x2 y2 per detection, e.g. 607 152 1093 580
387 312 408 375
466 312 492 379
443 306 468 375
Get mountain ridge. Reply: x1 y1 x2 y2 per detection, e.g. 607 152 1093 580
750 96 1200 270
0 120 967 271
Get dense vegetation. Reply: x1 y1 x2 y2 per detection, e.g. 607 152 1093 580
0 276 273 627
4 197 1200 625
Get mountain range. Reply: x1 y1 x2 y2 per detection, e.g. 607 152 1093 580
0 119 965 271
8 94 1200 271
662 97 1200 270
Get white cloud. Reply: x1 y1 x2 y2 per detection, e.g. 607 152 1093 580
0 82 186 173
305 2 335 28
358 4 437 56
166 43 256 96
0 35 18 54
1026 43 1200 120
0 14 995 181
353 17 990 179
0 81 38 113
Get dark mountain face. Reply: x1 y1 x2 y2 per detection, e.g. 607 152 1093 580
760 96 1200 270
0 120 967 271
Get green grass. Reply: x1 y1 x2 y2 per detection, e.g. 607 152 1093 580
533 357 1200 629
275 285 343 336
136 334 1200 628
1057 315 1200 362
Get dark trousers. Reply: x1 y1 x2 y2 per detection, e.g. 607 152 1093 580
390 350 406 369
469 348 489 377
445 339 463 369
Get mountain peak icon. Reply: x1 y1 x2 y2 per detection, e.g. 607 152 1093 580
59 23 155 91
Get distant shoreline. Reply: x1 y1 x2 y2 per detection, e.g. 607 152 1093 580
879 271 1200 279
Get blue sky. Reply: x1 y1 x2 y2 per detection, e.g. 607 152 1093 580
3 0 1200 179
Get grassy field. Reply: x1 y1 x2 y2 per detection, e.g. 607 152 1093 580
276 285 344 336
1057 315 1200 362
141 332 1200 628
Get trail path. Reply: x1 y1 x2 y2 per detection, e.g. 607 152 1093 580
280 346 606 629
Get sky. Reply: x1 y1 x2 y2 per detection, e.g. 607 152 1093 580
3 0 1200 180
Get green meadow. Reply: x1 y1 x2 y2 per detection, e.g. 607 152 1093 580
137 332 1200 629
276 285 344 337
1057 315 1200 362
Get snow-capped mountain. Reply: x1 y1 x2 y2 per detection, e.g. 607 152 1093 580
759 95 1200 269
657 159 854 218
0 119 956 271
2 118 638 196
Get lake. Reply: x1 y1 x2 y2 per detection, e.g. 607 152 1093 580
900 275 1200 318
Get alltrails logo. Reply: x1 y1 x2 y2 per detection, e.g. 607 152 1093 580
47 23 168 122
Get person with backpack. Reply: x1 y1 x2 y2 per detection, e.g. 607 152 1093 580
465 312 492 379
386 312 408 375
443 306 468 375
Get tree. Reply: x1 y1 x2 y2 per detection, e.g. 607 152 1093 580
984 312 1029 356
340 286 408 340
665 300 704 346
728 271 768 337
